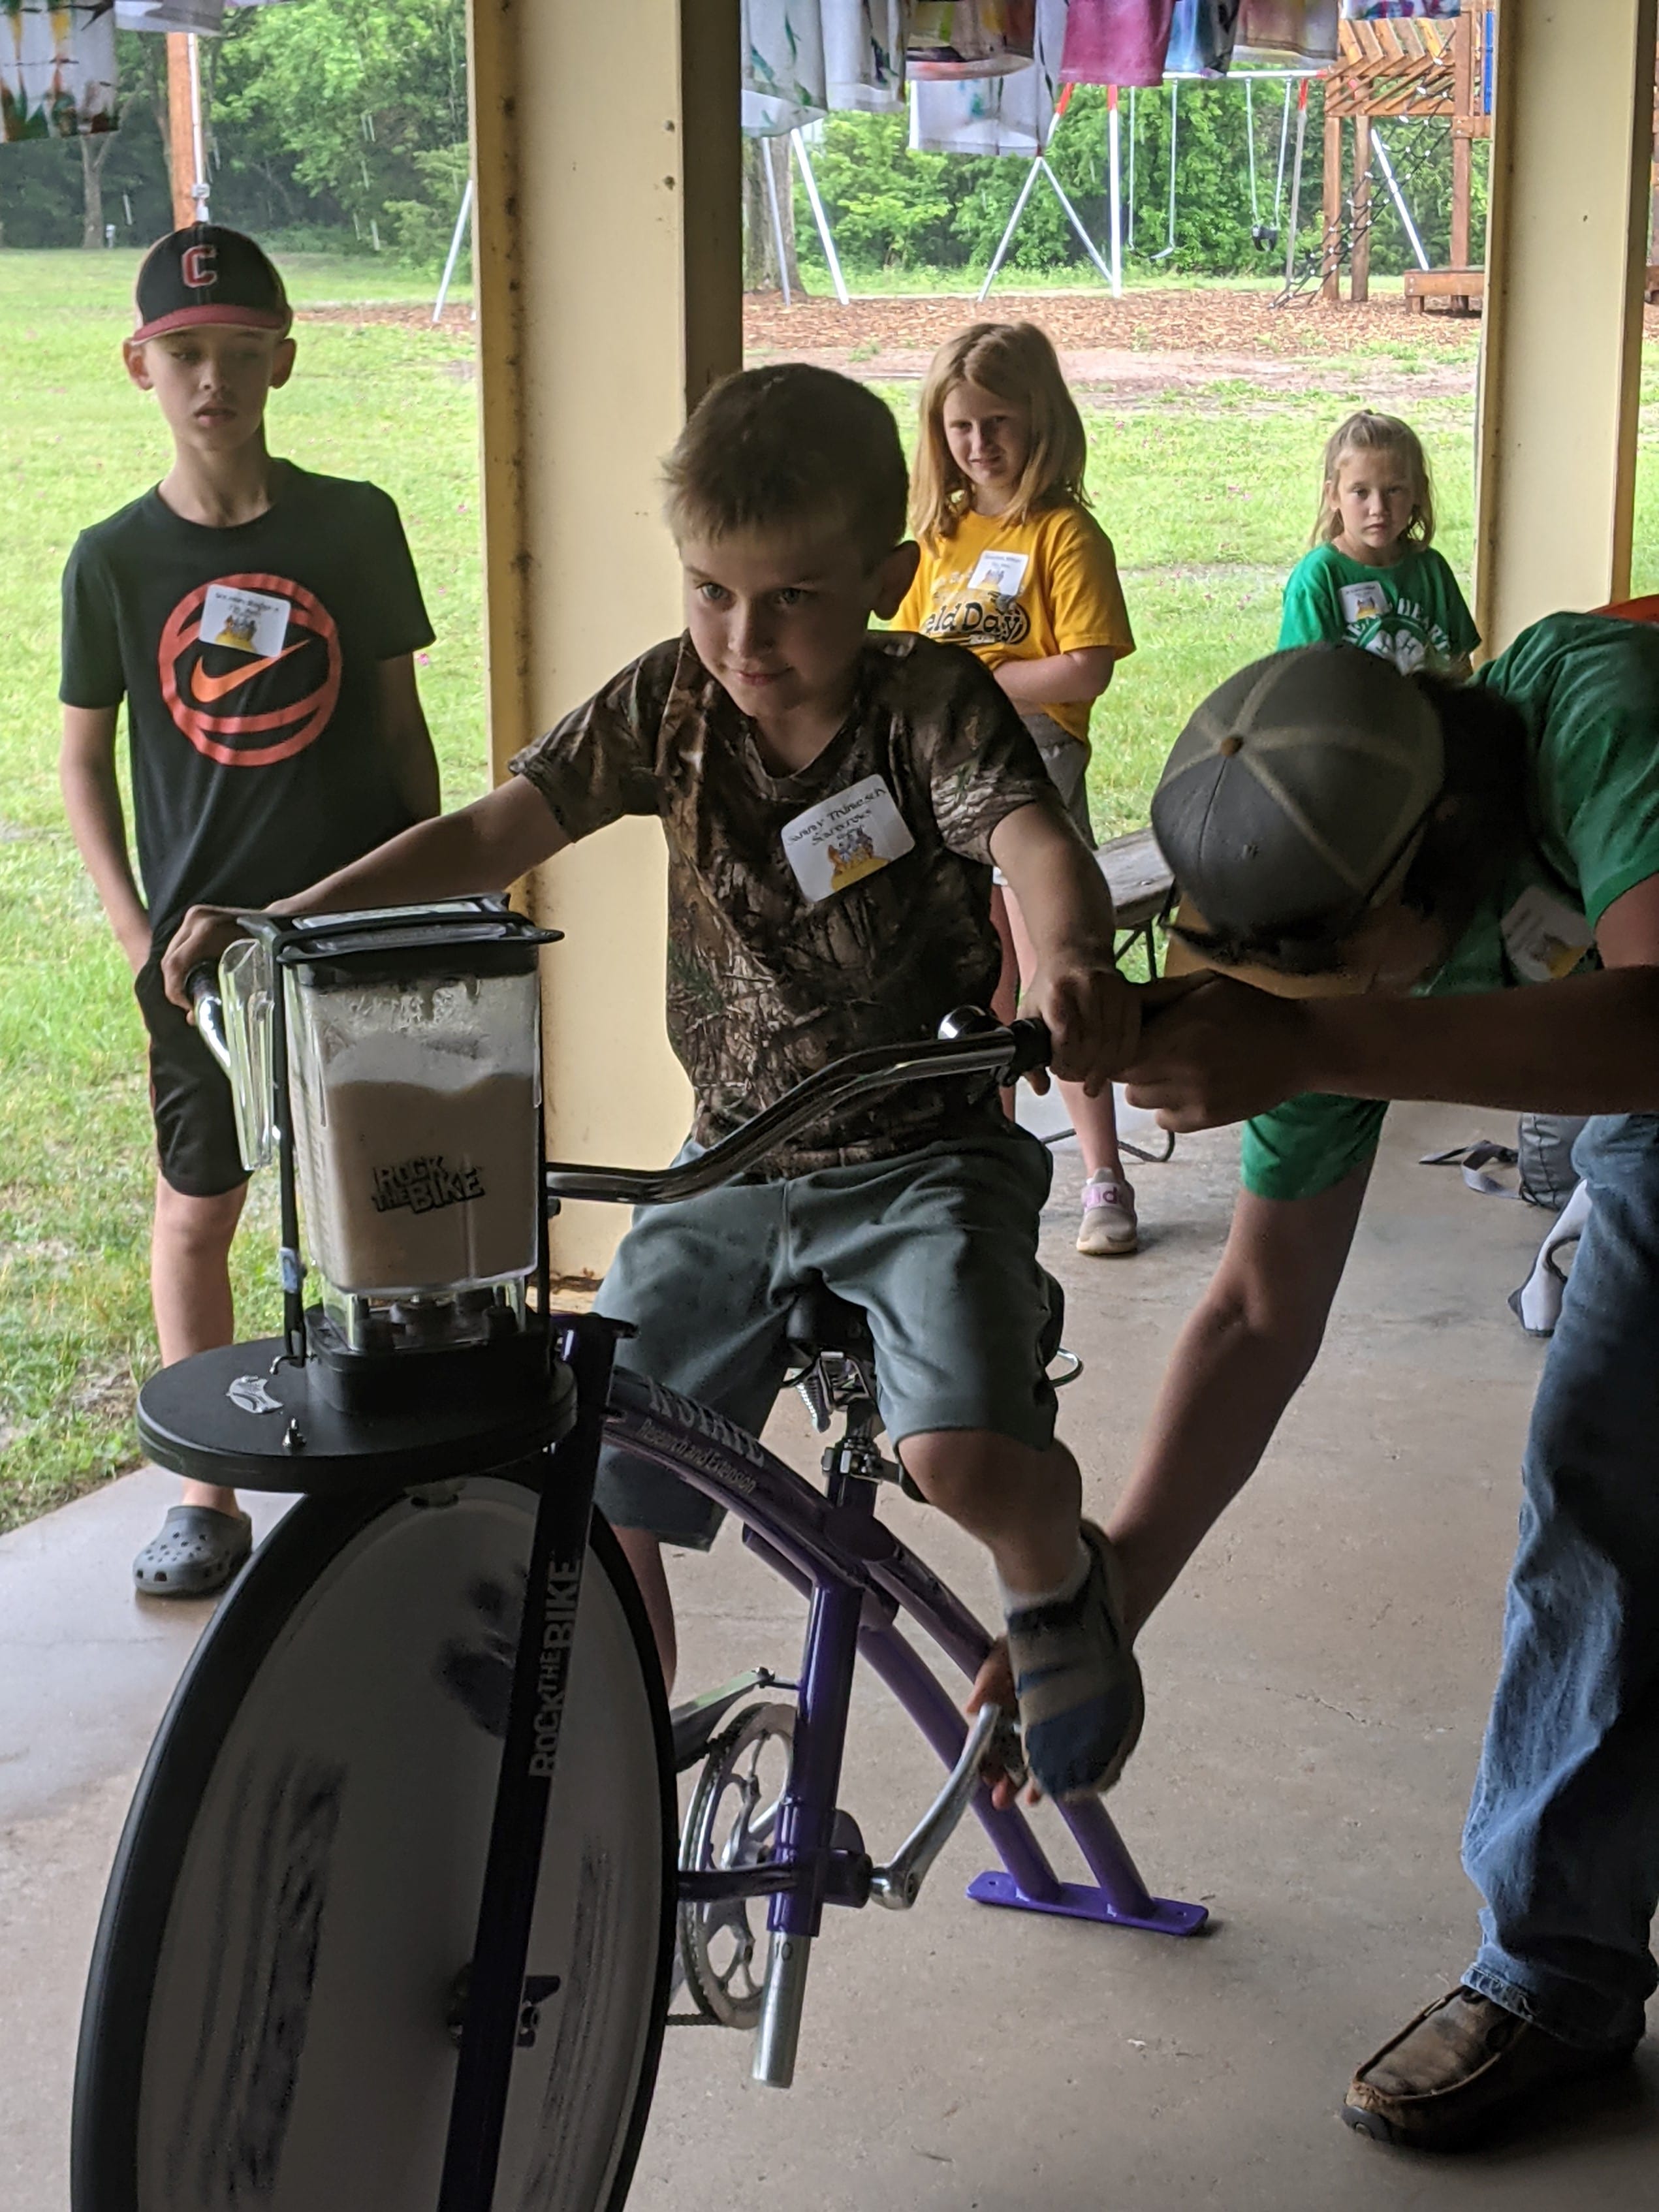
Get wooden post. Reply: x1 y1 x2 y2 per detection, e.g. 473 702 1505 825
469 0 741 1276
165 35 196 229
1474 0 1658 648
1321 110 1343 302
1350 114 1372 302
1451 4 1473 270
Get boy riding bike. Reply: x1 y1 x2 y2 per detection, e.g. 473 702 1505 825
165 364 1145 1802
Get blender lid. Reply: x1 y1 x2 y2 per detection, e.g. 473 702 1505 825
253 898 561 985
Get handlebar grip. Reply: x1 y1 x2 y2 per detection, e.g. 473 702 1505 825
1003 1016 1052 1079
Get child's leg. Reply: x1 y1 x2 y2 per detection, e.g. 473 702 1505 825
151 1174 247 1516
898 1427 1081 1598
809 1133 1141 1796
613 1526 678 1694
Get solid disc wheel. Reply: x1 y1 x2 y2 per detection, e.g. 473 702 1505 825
677 1702 796 2029
73 1481 673 2212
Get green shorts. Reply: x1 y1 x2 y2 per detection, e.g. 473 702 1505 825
593 1124 1064 1548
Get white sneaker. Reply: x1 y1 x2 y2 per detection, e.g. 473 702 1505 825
1077 1175 1137 1257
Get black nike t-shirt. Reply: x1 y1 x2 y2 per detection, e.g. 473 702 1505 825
60 462 436 945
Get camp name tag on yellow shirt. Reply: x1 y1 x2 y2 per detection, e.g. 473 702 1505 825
1501 883 1594 983
781 775 915 902
968 549 1029 597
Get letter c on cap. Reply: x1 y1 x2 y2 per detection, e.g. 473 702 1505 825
181 244 217 290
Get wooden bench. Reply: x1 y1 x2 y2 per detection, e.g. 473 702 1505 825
1096 824 1173 978
1403 266 1483 314
1406 264 1659 313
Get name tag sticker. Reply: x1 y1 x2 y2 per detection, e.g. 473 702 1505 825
202 582 290 658
968 549 1029 597
782 774 915 902
1501 883 1594 983
1338 579 1388 628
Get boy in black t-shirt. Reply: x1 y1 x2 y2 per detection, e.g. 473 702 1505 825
59 225 441 1596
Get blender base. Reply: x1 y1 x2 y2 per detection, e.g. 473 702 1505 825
136 1329 578 1497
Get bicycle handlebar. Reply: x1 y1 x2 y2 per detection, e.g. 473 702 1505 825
543 1009 1052 1207
183 962 1051 1212
188 965 234 1081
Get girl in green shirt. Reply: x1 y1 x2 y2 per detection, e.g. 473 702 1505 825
1278 409 1479 676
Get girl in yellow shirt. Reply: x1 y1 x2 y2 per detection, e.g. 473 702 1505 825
898 321 1139 1254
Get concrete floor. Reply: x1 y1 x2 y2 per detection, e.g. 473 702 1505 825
5 1104 1656 2208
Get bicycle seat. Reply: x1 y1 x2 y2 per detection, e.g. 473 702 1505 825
784 1284 874 1368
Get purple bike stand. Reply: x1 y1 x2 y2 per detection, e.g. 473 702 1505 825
855 1615 1207 1941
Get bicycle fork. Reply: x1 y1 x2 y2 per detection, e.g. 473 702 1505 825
753 1466 871 2089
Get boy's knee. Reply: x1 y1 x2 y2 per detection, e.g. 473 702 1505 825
153 1177 245 1256
900 1428 1062 1502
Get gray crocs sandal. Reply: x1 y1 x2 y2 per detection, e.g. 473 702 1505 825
133 1504 253 1598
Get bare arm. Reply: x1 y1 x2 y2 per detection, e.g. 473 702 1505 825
375 653 441 821
161 774 567 1005
59 704 150 974
1108 1169 1370 1635
1123 875 1659 1133
994 646 1118 710
989 800 1133 1094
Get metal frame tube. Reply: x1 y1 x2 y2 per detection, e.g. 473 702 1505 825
761 134 792 306
1370 126 1429 272
791 129 848 306
433 176 474 323
1107 86 1122 297
977 154 1043 302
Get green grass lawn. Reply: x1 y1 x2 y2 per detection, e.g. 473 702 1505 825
4 246 1659 1533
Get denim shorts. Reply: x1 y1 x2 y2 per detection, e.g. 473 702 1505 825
593 1124 1064 1547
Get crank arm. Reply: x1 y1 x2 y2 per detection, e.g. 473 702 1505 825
868 1703 1002 1910
669 1667 780 1773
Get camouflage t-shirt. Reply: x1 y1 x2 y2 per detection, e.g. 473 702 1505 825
509 631 1067 1172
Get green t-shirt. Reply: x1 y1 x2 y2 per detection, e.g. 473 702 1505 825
1241 612 1659 1201
1278 542 1480 674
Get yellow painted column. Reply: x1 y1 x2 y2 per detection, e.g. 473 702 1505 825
1474 0 1658 650
467 0 742 1276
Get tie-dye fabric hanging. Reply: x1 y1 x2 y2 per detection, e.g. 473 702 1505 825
906 0 1035 82
743 0 907 135
1058 1 1176 90
1234 0 1338 65
1165 0 1242 76
910 0 1066 155
3 0 118 141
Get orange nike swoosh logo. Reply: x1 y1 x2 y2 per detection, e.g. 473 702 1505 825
188 638 309 702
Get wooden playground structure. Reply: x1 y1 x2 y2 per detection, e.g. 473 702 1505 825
1318 1 1490 311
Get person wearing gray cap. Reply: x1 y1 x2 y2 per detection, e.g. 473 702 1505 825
1113 613 1659 2149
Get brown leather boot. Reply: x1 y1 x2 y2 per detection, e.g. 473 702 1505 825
1343 1987 1639 2152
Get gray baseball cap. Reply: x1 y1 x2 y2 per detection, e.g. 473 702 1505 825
1151 646 1445 968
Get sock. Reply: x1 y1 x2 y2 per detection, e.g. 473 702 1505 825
998 1538 1090 1617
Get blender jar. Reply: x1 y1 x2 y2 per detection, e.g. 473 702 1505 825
281 914 546 1308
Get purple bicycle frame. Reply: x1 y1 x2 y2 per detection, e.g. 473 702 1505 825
606 1369 1206 1941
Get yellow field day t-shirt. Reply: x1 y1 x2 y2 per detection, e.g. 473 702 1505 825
895 503 1135 745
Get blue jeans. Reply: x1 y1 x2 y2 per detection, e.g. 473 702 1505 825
1462 1113 1659 2050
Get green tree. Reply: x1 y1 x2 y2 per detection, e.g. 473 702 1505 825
207 0 469 257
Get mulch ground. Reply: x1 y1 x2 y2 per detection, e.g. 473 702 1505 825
742 285 1485 360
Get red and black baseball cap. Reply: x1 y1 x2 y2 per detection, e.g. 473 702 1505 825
132 224 292 343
